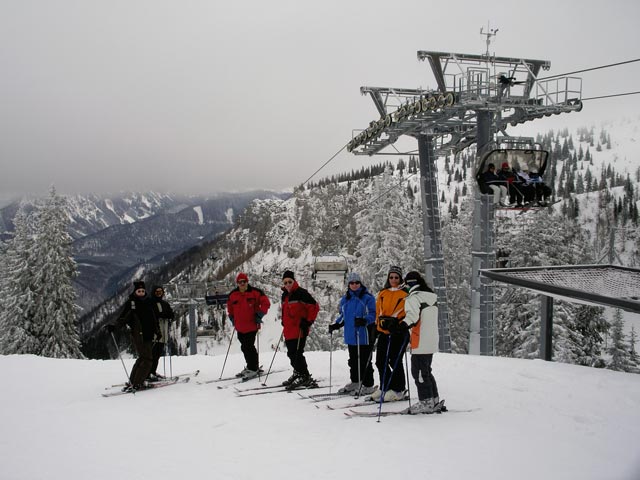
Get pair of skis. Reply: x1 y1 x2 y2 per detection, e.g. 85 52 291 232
106 369 200 389
234 379 326 397
102 376 192 397
199 368 289 388
343 399 447 417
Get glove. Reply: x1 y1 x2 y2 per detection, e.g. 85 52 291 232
378 316 398 332
392 322 409 334
105 324 115 334
255 312 265 324
299 318 310 336
328 322 343 333
354 317 367 327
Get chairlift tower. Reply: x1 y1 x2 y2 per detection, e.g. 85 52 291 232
347 45 582 355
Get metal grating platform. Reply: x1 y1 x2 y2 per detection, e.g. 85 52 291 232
480 264 640 313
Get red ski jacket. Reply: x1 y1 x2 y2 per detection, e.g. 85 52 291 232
281 282 319 340
227 286 271 334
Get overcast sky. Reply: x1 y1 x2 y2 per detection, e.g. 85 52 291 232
1 0 639 197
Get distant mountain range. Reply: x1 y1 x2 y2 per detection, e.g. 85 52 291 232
0 190 290 313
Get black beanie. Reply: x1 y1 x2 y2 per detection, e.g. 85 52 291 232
282 270 295 281
404 271 421 283
133 280 146 291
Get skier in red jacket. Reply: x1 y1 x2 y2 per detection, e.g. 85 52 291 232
280 270 320 390
227 272 271 380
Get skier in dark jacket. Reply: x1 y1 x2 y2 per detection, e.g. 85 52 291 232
149 285 174 380
106 280 160 391
227 272 271 380
280 270 319 390
329 272 377 395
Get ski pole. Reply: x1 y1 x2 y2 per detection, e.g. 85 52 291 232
329 330 333 393
165 320 171 378
404 347 412 411
170 321 176 378
219 329 235 379
356 327 361 395
377 332 410 422
110 332 130 382
262 330 283 386
355 329 377 399
257 329 261 381
376 335 392 421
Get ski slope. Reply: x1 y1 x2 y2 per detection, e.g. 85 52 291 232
1 349 639 480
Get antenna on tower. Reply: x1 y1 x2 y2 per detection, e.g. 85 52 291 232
480 22 499 60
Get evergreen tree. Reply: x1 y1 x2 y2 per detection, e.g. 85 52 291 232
0 189 84 358
494 212 602 362
628 325 640 373
0 205 40 354
442 199 472 353
607 309 631 372
34 187 84 358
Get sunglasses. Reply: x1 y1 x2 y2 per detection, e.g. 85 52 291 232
283 280 294 285
349 281 361 285
388 276 400 280
237 280 247 284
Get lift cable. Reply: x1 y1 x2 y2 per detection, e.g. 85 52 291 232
537 58 640 81
300 143 347 186
582 90 640 101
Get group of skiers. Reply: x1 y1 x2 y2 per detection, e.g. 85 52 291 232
107 266 442 414
329 267 441 414
105 282 174 392
481 161 552 207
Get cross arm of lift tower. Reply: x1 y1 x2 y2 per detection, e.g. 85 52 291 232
348 50 583 157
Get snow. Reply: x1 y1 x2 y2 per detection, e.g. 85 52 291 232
1 347 639 479
225 207 234 224
193 205 204 225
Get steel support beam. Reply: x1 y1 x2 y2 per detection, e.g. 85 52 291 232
469 111 496 355
540 295 554 361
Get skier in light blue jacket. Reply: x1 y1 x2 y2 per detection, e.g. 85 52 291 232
329 272 377 395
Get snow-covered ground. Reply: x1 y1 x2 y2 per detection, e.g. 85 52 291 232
2 344 639 480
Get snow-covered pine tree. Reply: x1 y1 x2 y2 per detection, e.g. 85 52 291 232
442 198 472 353
607 309 631 372
0 205 41 354
494 211 606 363
354 165 421 291
32 187 84 358
628 325 640 373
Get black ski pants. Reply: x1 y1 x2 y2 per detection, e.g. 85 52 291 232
375 332 407 393
150 341 165 376
411 353 439 401
347 344 374 387
237 330 259 372
130 334 153 388
284 336 309 375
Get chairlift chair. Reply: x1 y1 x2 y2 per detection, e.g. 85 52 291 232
312 254 348 282
475 144 550 210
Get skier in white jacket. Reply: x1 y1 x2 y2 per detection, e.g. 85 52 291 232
403 271 444 414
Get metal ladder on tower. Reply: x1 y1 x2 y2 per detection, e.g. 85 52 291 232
418 135 452 353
